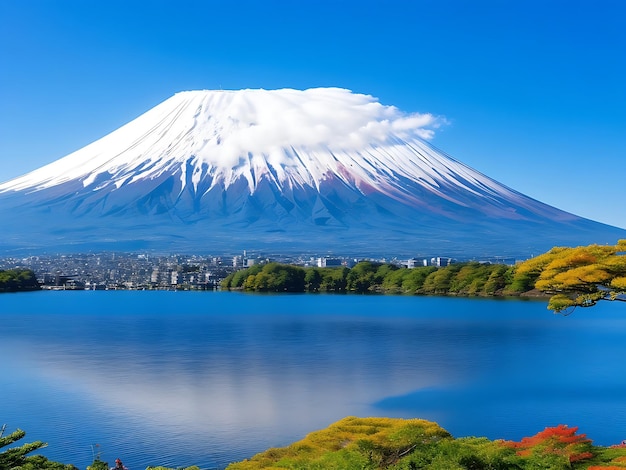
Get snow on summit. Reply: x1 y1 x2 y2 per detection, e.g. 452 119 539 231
0 87 525 212
1 87 624 256
0 88 442 193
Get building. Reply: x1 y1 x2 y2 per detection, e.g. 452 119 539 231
431 257 452 267
317 257 343 268
407 258 428 269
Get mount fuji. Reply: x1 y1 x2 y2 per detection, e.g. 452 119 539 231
0 88 623 257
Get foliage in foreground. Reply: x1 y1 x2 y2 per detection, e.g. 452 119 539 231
0 425 77 469
6 418 626 470
145 466 200 470
225 417 626 470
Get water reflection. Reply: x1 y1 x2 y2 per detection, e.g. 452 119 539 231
7 317 460 429
2 292 625 469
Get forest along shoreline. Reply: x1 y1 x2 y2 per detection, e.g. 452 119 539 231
222 260 547 298
3 240 626 314
222 240 626 314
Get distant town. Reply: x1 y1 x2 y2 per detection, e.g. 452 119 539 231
0 252 519 290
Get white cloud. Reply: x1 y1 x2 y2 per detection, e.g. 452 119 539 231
194 87 445 166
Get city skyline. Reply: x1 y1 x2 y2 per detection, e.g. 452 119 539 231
0 250 517 291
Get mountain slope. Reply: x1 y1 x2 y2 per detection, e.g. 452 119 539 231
0 88 623 256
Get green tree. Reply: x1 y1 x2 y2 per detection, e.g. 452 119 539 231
305 268 323 292
484 264 513 295
0 269 40 292
421 264 461 295
239 263 306 292
320 267 349 292
0 425 76 470
347 261 380 292
381 268 409 293
87 453 108 470
222 264 262 289
401 267 437 293
375 263 398 284
448 262 490 294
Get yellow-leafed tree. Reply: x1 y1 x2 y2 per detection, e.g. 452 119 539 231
513 240 626 313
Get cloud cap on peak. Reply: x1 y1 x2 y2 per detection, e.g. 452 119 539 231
1 87 445 192
1 87 625 258
174 87 445 165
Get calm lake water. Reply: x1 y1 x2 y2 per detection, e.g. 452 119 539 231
1 291 626 469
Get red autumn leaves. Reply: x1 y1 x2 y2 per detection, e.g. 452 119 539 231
504 424 594 464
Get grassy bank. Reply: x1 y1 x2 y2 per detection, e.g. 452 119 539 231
225 417 626 469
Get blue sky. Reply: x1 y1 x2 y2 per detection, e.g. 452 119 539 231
1 0 624 228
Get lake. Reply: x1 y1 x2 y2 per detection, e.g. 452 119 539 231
1 291 625 469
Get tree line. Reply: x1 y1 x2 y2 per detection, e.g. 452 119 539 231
223 239 626 314
0 268 40 292
222 260 518 296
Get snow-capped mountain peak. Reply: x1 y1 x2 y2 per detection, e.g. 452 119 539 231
0 88 440 193
0 88 623 256
0 88 521 211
